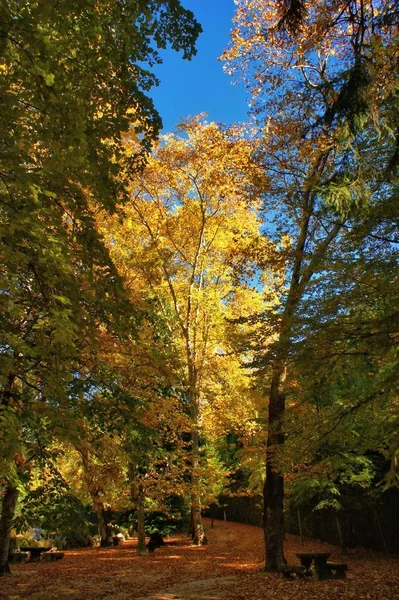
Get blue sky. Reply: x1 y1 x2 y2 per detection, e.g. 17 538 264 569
150 0 248 132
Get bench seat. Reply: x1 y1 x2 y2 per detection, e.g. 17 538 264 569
42 551 65 562
279 564 307 578
9 552 29 564
327 562 348 578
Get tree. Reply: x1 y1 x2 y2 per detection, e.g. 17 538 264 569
223 0 399 571
283 180 399 490
101 116 270 544
0 0 201 575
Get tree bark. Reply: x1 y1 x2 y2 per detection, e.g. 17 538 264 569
297 509 304 546
189 386 206 545
136 484 147 554
191 428 205 545
0 375 21 575
91 492 112 547
0 483 19 576
128 462 147 554
264 369 286 570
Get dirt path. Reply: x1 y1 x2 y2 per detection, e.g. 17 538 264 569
2 519 398 600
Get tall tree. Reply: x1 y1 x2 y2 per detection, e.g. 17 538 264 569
102 116 270 544
283 181 399 490
223 0 399 570
0 0 201 575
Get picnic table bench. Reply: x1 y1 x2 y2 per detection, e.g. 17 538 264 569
296 552 348 580
326 561 348 578
279 564 307 579
8 551 29 564
20 546 52 562
42 550 65 562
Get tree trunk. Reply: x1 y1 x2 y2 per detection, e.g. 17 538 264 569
92 492 112 547
297 509 304 546
0 374 19 575
136 483 147 554
0 483 19 576
128 462 147 554
190 424 205 545
264 369 286 571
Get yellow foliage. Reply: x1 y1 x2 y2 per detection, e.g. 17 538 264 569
99 116 280 444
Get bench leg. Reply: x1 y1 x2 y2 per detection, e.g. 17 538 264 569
314 563 331 580
331 568 346 579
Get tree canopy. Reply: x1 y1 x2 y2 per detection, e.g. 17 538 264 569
1 0 398 580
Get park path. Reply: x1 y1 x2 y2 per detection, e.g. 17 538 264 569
1 518 398 600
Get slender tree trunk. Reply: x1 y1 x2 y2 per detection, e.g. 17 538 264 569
136 484 147 554
0 483 19 576
128 463 147 554
187 365 205 546
297 509 304 546
191 427 205 545
188 375 205 546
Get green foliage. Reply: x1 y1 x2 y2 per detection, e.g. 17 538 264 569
286 174 399 483
144 515 180 537
0 2 202 541
0 405 22 481
288 452 376 513
0 0 202 368
13 470 95 548
119 494 189 536
144 503 188 537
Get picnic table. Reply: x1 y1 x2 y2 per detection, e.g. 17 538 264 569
296 552 331 580
20 546 52 562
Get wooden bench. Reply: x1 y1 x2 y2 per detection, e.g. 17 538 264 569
20 546 52 562
326 562 348 578
279 565 307 579
8 552 29 564
42 551 65 562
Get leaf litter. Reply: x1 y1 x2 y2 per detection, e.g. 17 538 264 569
1 518 398 600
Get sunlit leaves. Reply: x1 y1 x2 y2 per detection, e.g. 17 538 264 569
99 117 274 516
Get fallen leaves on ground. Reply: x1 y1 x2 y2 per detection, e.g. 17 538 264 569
1 518 398 600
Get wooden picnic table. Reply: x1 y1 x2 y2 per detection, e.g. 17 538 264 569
20 546 52 562
296 552 331 580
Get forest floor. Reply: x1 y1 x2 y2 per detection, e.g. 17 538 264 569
2 518 398 600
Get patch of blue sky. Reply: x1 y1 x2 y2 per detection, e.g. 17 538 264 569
148 0 249 133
